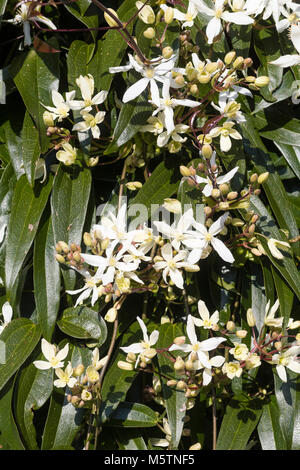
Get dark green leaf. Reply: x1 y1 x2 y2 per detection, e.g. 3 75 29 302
105 401 158 428
57 306 107 342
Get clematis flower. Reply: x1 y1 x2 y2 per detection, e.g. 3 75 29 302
208 120 242 152
43 90 76 122
211 90 248 123
267 238 291 260
0 301 13 334
53 362 77 389
153 208 194 252
70 74 108 112
72 111 106 139
198 351 225 385
169 315 226 369
161 1 198 28
153 243 199 289
264 299 283 328
229 342 249 361
192 300 219 330
152 81 201 134
92 348 108 370
6 1 57 46
195 152 239 197
109 53 177 106
120 316 159 367
66 270 103 307
270 22 300 67
192 0 254 44
33 339 69 370
222 361 243 379
56 142 77 166
271 345 300 382
276 2 300 32
245 0 292 25
184 212 235 264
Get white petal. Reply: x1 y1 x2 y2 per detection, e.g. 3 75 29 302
149 330 159 346
136 316 149 343
198 300 210 321
276 364 287 382
209 213 229 236
56 343 69 361
210 355 225 367
200 336 226 352
123 77 149 102
206 17 221 44
187 315 198 345
202 368 212 386
33 360 52 370
222 11 254 25
41 339 55 361
270 55 300 68
169 268 184 289
216 167 239 185
211 237 235 263
120 343 143 354
2 302 13 323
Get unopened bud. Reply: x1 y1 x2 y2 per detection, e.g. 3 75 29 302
204 206 212 216
190 84 199 96
57 241 70 254
255 76 270 88
231 218 244 227
118 360 134 371
143 27 155 39
245 75 256 83
142 348 157 359
211 188 221 199
126 352 136 363
174 356 185 371
257 172 269 184
254 189 261 196
274 341 282 351
189 443 202 450
167 379 177 387
162 46 173 60
73 364 85 377
236 329 247 338
233 56 244 69
104 307 118 322
71 396 81 406
173 336 186 346
201 144 213 159
104 8 120 27
43 111 54 127
136 1 155 24
224 51 236 65
226 321 235 331
218 202 230 210
83 232 92 247
55 254 65 264
244 58 253 68
227 191 238 200
161 315 171 324
176 380 187 390
248 224 256 235
180 165 191 177
164 6 174 24
246 308 256 327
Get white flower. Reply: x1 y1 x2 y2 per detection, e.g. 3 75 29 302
152 81 201 134
94 203 133 245
71 74 108 112
276 2 300 32
169 315 226 369
6 1 56 46
0 302 13 334
264 299 283 328
153 208 194 252
109 53 177 106
184 213 235 264
120 316 159 367
56 142 77 166
267 238 291 260
198 351 225 385
192 0 254 44
81 241 138 287
92 348 108 370
245 0 292 25
195 152 239 197
270 23 300 67
43 90 76 122
229 342 249 361
153 243 199 289
211 90 247 123
53 362 77 388
72 111 106 139
66 270 102 306
192 300 219 330
208 121 242 152
222 361 243 379
272 345 300 382
161 1 198 28
33 339 69 370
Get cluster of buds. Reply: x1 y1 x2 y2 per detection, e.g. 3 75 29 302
66 363 102 408
83 230 110 256
55 241 84 270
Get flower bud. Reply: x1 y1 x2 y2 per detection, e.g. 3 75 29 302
274 341 282 351
174 356 185 371
255 76 270 88
57 241 70 254
104 8 120 27
180 165 191 177
163 198 182 214
104 307 118 322
126 181 143 191
211 188 221 199
136 1 155 24
161 315 171 324
143 27 155 39
224 51 236 65
142 348 157 359
227 191 238 200
233 56 244 69
176 380 187 390
218 202 230 210
226 321 235 331
189 443 202 450
244 58 253 68
257 172 269 184
174 74 185 86
246 308 256 327
201 143 213 159
126 352 136 363
55 254 65 264
43 111 54 127
162 46 174 60
164 6 174 24
173 336 186 346
118 360 134 371
73 364 85 377
86 365 100 384
235 329 247 338
167 379 177 387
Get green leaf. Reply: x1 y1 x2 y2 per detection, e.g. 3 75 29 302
57 306 107 343
250 195 300 299
33 213 61 342
105 401 158 428
216 396 263 450
0 318 41 392
14 361 53 449
257 396 287 450
5 174 53 302
11 49 59 152
271 265 294 327
255 110 300 148
129 158 182 224
51 165 92 290
64 0 99 42
273 142 300 181
156 323 187 450
274 371 300 450
21 111 41 187
1 106 24 179
114 429 147 450
0 377 25 450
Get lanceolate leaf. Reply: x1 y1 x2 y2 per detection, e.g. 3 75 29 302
105 401 158 428
258 396 287 450
0 377 25 450
274 372 300 450
51 165 92 290
0 318 41 391
57 306 107 343
216 396 263 450
21 111 41 187
33 213 61 342
11 49 60 152
156 323 187 450
5 174 53 301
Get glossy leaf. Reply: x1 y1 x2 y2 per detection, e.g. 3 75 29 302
105 401 158 428
57 306 107 342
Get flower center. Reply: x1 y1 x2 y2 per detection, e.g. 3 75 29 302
167 259 177 269
145 68 155 79
50 357 60 367
141 341 150 349
109 257 117 267
205 233 212 242
215 8 223 18
164 98 173 107
192 343 200 352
